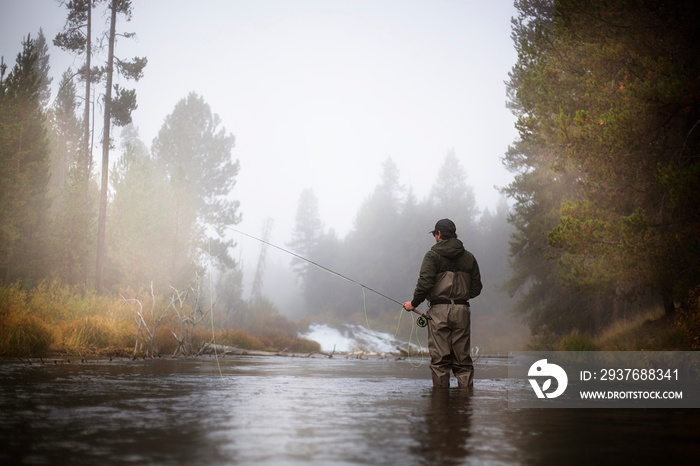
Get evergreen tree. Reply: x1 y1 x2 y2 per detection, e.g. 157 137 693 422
347 158 405 312
54 0 96 288
47 69 93 286
288 189 350 315
95 0 147 293
429 149 479 230
504 0 700 336
107 125 170 290
288 188 323 280
0 35 51 283
151 93 241 287
33 29 52 110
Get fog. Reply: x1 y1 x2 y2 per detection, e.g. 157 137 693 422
0 1 520 335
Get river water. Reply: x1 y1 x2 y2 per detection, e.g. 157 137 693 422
1 355 699 465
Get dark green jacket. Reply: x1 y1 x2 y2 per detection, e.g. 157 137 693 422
410 238 482 308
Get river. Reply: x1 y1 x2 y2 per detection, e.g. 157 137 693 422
1 355 699 465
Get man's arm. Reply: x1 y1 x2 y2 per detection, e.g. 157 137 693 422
469 257 482 299
408 251 438 309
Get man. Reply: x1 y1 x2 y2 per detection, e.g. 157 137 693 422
403 218 482 388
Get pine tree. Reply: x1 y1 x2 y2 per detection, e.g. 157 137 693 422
504 0 700 336
107 125 169 290
151 93 241 287
0 35 51 283
429 149 479 229
288 188 323 279
95 0 147 293
54 0 96 288
48 69 91 286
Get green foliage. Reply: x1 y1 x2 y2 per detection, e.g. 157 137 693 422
504 0 700 338
0 34 51 285
52 0 97 290
110 85 137 126
53 0 89 54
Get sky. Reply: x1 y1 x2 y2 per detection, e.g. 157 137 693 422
1 0 519 298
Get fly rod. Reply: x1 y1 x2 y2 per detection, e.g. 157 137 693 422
228 227 430 326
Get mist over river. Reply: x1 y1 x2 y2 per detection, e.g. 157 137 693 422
1 356 699 465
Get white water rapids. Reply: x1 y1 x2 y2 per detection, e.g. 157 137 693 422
300 323 426 354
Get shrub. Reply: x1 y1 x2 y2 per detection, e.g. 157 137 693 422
60 315 132 353
263 333 321 353
560 333 597 351
218 330 264 350
0 312 53 357
153 326 178 355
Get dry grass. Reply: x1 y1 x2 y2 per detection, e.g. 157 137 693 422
0 311 53 357
593 306 667 350
525 305 694 352
0 281 323 358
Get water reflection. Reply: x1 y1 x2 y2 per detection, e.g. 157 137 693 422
411 389 472 465
1 357 699 465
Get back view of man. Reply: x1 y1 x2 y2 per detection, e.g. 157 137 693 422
403 218 482 388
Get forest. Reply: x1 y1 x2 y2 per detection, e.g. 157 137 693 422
503 0 700 348
1 0 698 358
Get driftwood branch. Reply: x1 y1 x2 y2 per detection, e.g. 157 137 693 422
120 281 174 358
170 276 213 357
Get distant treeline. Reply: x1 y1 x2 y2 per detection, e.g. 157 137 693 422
503 0 700 344
286 156 515 330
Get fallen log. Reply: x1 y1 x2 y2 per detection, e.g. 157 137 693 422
198 343 278 356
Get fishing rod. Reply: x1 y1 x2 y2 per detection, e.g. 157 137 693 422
228 227 430 327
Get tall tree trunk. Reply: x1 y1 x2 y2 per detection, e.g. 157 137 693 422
96 0 117 293
81 0 92 290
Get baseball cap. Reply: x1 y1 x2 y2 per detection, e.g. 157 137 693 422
429 218 456 235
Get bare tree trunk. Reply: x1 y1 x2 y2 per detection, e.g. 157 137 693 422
122 282 173 358
81 0 92 291
96 0 117 293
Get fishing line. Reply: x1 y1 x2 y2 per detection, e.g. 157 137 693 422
208 239 225 381
229 227 404 307
360 283 426 366
226 226 429 357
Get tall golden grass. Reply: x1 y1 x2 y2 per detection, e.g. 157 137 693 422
0 281 320 358
0 281 134 357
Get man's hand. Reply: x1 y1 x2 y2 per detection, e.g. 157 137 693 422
402 301 415 312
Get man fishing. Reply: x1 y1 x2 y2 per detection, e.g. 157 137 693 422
403 219 482 389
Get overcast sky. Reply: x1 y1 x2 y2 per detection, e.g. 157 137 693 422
1 0 519 289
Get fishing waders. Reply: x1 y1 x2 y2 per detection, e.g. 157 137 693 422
426 302 473 389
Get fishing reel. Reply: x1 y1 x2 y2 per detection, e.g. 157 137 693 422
416 315 428 328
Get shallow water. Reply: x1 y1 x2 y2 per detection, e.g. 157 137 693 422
1 356 699 465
